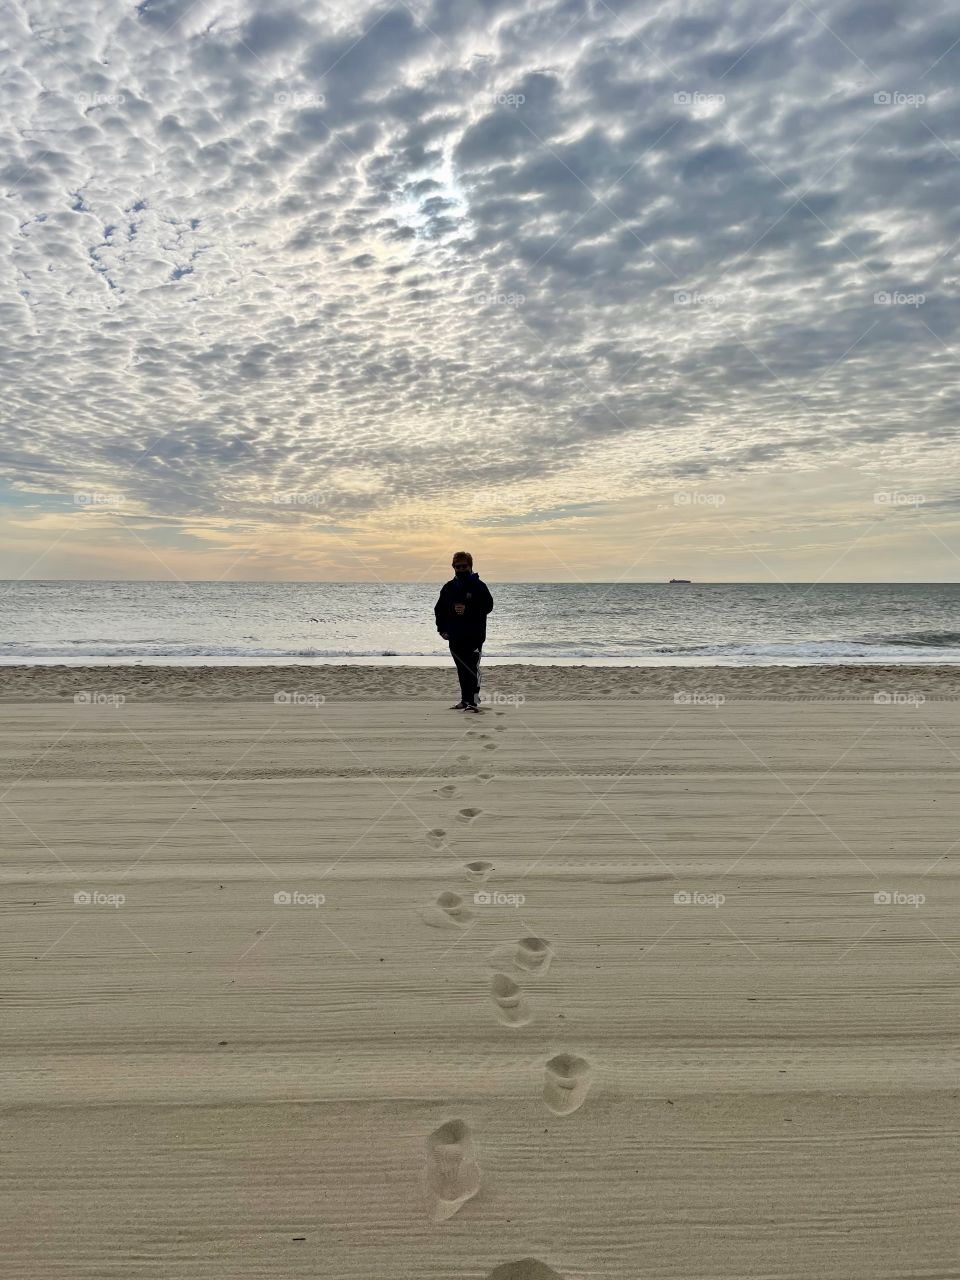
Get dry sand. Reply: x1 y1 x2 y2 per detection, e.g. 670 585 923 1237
3 664 960 1277
3 660 960 701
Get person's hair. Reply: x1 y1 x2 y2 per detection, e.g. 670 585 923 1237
452 550 473 566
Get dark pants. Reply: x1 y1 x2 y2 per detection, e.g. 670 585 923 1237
449 641 482 705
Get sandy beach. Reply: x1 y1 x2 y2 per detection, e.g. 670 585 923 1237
3 665 960 1278
3 661 960 701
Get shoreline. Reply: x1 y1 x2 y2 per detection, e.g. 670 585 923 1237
3 651 960 667
2 661 959 701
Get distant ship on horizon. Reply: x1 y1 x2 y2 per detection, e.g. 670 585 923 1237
668 577 692 584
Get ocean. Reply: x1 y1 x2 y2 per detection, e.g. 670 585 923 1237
2 581 960 666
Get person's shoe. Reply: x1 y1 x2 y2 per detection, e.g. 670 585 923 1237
464 703 481 713
449 701 468 710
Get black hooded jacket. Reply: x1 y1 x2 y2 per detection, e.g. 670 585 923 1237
434 572 494 646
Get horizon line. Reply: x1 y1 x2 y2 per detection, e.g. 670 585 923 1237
3 579 958 587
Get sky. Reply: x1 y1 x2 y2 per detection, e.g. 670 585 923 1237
2 0 960 583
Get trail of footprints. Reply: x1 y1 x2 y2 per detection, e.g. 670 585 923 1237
420 709 592 1273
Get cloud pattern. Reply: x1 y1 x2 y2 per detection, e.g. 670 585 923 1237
2 0 959 536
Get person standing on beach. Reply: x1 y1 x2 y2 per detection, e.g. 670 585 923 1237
434 552 494 711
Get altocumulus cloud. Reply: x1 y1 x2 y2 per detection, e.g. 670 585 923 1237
1 0 959 529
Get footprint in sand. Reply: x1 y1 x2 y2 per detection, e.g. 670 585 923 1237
423 1118 481 1221
494 724 506 732
457 806 482 823
486 1262 563 1280
489 973 532 1027
543 1053 593 1116
515 935 553 975
422 891 475 929
487 935 554 977
476 771 494 782
425 828 448 849
438 784 457 797
464 859 494 882
482 742 498 751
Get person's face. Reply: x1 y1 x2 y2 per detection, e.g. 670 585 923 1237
452 559 471 574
